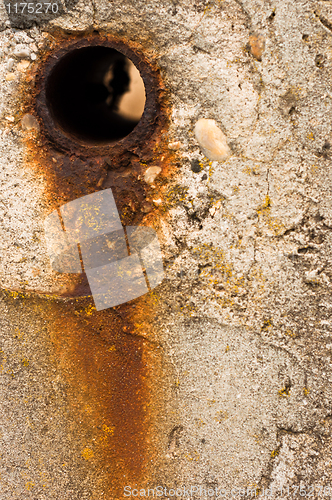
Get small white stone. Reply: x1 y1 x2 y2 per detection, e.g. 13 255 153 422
13 44 30 58
5 73 16 82
5 116 15 122
168 141 183 150
194 118 230 161
6 58 15 71
21 114 40 132
209 200 222 216
17 60 30 72
30 53 37 61
304 269 319 284
153 198 162 205
144 166 162 184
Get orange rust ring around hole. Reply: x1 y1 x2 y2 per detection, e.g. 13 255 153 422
19 33 174 299
35 36 163 157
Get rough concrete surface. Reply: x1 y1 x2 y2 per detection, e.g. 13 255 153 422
0 0 332 498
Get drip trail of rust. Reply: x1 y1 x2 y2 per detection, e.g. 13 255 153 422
12 30 176 497
47 297 158 497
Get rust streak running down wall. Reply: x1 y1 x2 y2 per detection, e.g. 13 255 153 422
4 30 176 498
48 297 156 496
1 289 166 498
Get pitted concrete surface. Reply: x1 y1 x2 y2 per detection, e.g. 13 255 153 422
0 0 332 498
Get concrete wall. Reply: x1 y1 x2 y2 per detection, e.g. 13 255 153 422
0 0 332 498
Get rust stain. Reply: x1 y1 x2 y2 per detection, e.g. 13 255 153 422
2 287 165 497
18 30 177 297
248 33 265 62
48 295 159 497
6 29 177 497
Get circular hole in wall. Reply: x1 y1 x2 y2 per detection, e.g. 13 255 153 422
45 45 146 144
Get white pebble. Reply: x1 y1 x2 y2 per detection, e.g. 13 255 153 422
17 60 30 72
6 58 15 71
168 141 183 150
21 114 40 132
5 73 16 82
31 53 37 61
194 118 230 161
13 44 31 58
144 166 161 184
304 269 319 284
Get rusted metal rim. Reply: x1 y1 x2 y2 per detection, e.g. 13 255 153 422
35 36 161 157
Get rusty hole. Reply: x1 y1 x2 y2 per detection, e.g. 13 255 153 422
46 46 145 143
36 38 161 156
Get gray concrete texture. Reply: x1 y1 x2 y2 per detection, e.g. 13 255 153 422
0 0 331 498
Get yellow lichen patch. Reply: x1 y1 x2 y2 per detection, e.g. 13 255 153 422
14 328 24 340
251 433 261 444
0 350 7 372
25 481 34 491
194 418 206 428
208 160 213 181
108 345 116 352
21 358 29 367
262 195 271 209
225 345 229 353
163 184 189 209
271 449 279 458
102 424 115 435
185 450 200 461
215 410 229 423
242 164 261 175
188 243 247 314
26 417 34 429
84 404 93 414
81 447 94 460
74 303 97 316
303 387 310 396
261 319 273 331
256 195 285 236
278 387 290 397
247 485 260 497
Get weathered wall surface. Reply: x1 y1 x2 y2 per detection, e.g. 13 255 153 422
0 0 332 498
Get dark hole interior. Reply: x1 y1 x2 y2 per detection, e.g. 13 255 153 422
45 46 146 144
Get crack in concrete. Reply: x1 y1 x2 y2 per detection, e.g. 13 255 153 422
314 10 332 33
